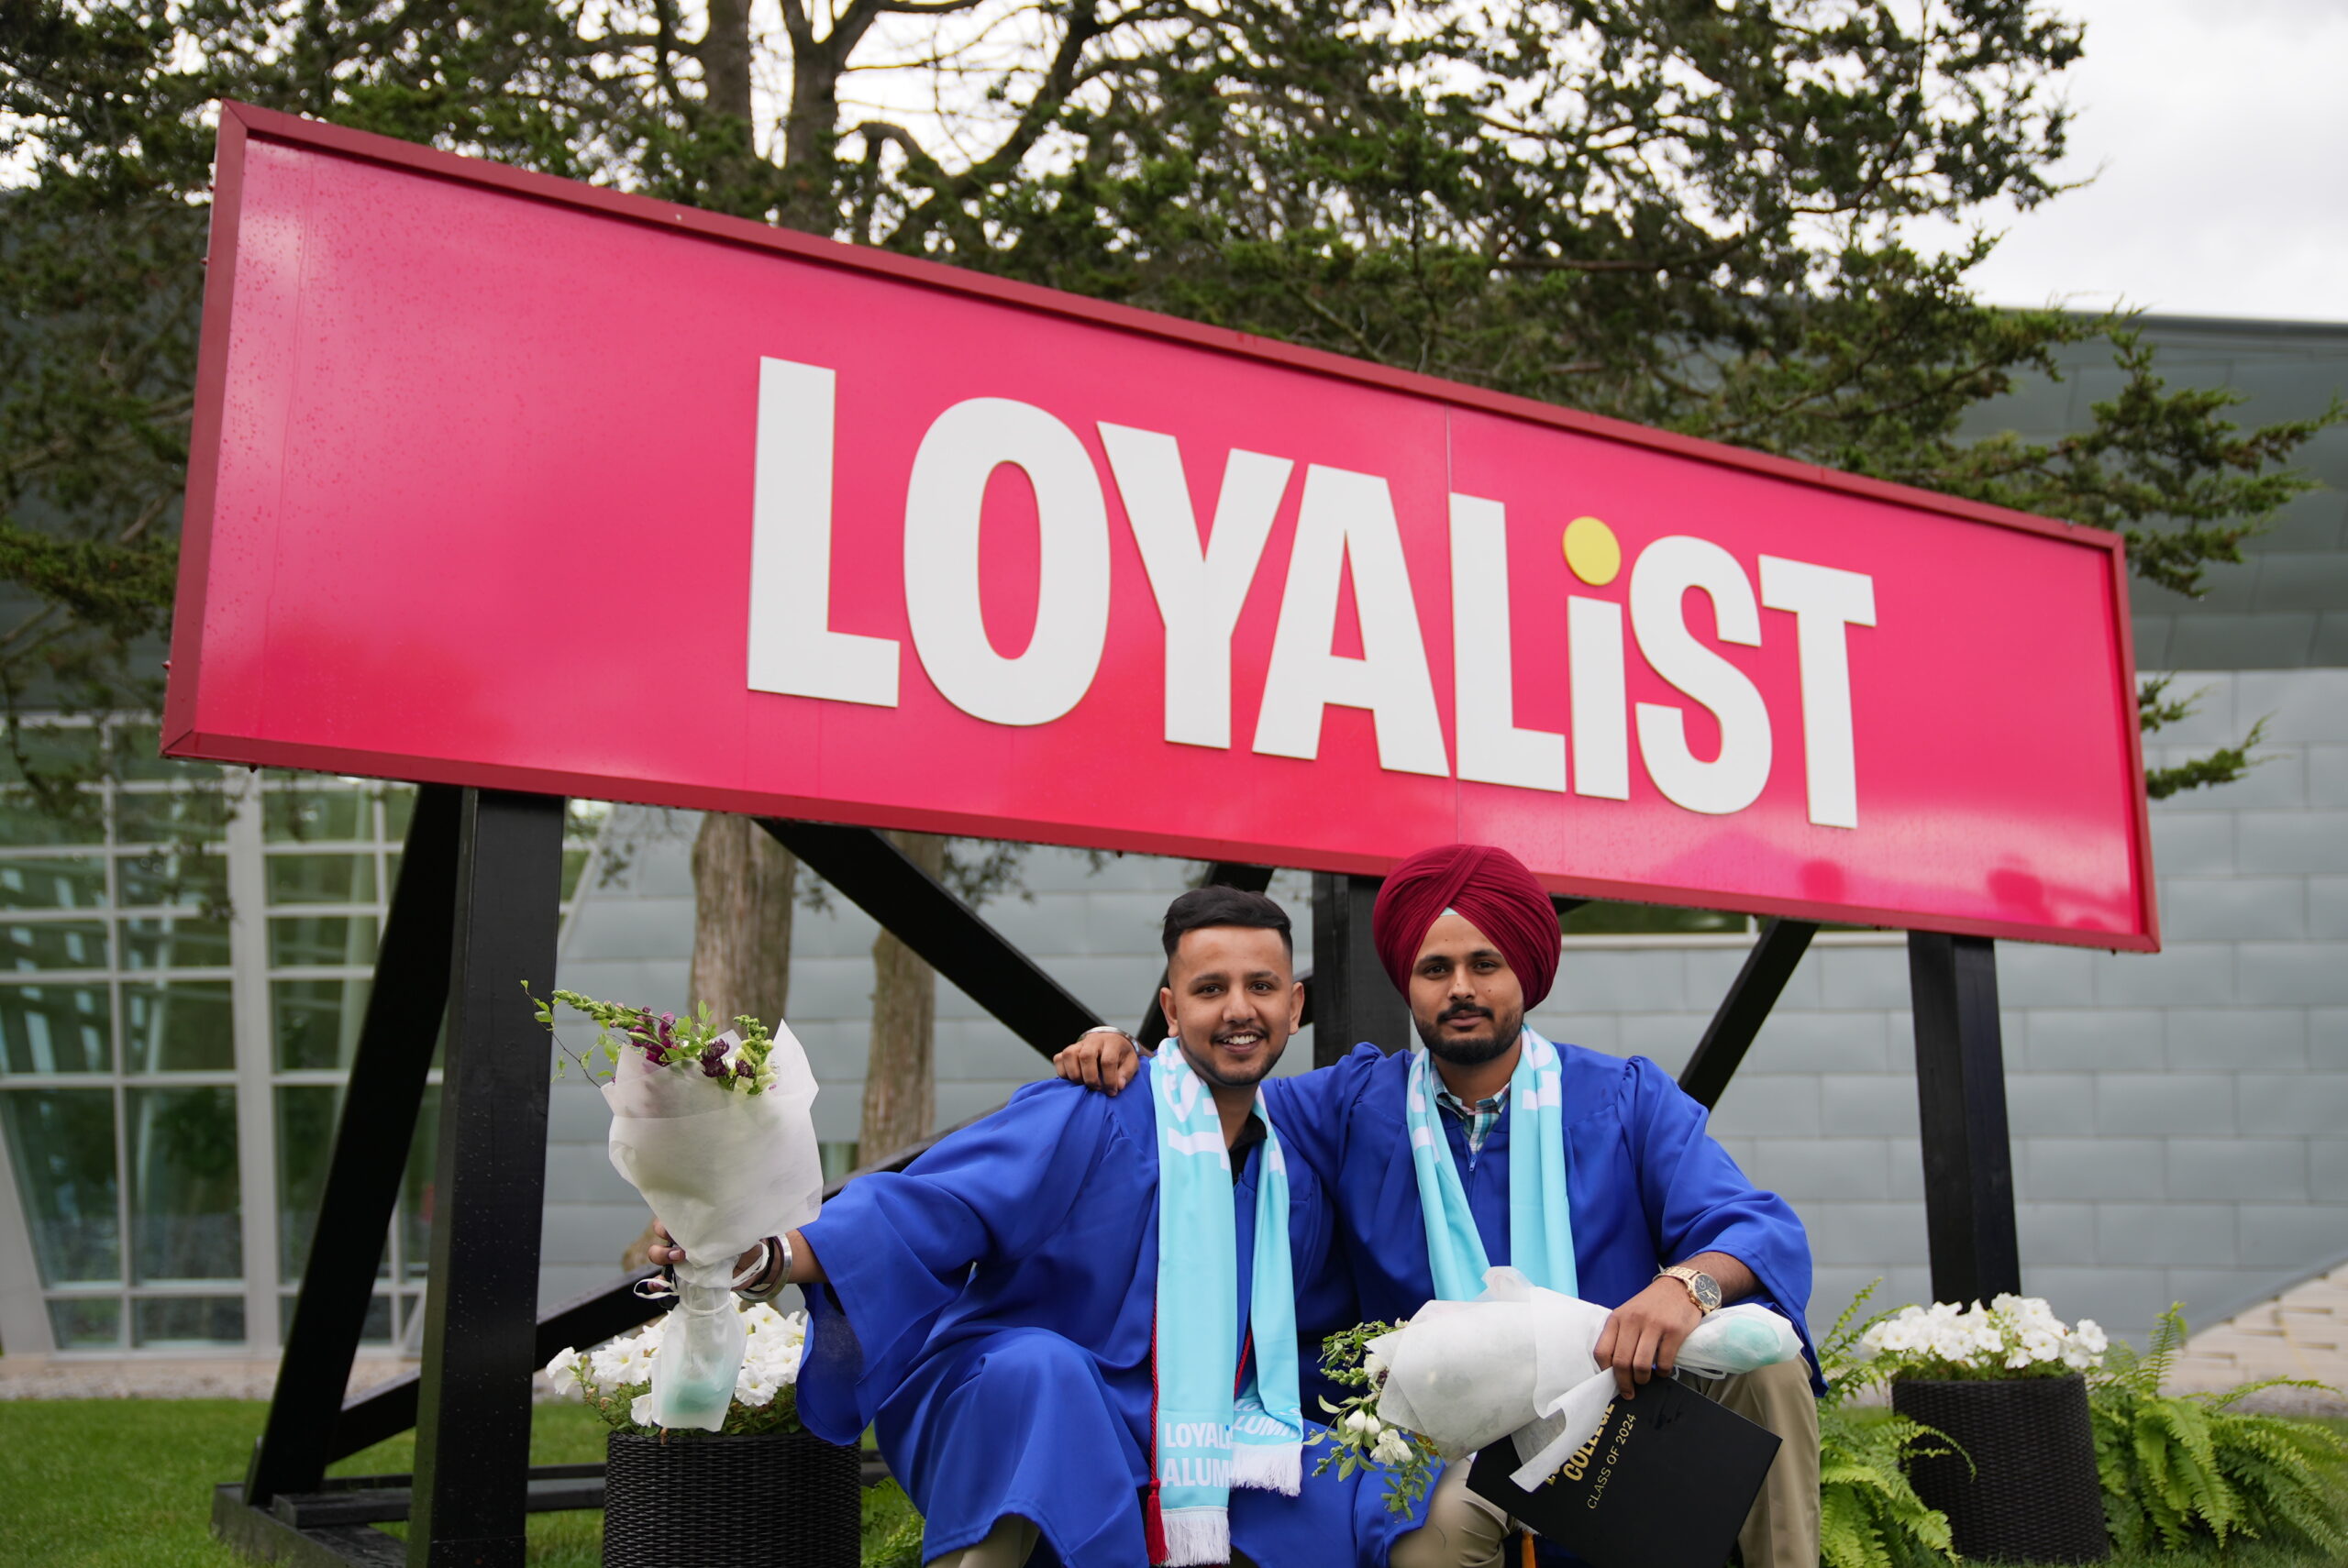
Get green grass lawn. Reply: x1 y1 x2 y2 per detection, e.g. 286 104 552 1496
0 1397 918 1568
0 1398 2338 1567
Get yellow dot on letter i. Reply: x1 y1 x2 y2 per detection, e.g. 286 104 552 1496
1562 516 1622 587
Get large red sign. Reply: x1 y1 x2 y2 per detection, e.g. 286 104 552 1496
166 105 2157 950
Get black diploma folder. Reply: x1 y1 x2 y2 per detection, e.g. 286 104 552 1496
1465 1375 1781 1568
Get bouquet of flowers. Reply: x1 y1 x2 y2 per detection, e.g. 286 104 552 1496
1338 1267 1807 1499
1855 1294 2107 1382
544 1303 810 1437
1312 1322 1443 1513
533 987 825 1432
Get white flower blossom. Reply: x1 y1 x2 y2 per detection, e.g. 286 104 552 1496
1371 1430 1414 1467
542 1346 583 1395
1863 1294 2106 1377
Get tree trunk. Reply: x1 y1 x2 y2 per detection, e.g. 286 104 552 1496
701 0 754 124
687 812 795 1028
621 812 795 1271
859 830 943 1162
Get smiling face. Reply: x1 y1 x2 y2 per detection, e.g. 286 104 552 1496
1408 909 1527 1066
1159 923 1304 1090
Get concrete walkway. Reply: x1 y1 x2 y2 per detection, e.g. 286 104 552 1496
0 1354 415 1401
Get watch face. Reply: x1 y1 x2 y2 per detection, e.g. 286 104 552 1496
1693 1274 1722 1310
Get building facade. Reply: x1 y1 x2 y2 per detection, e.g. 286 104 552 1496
1 315 2342 1361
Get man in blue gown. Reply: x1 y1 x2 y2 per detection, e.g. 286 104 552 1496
654 887 1444 1568
1055 845 1822 1568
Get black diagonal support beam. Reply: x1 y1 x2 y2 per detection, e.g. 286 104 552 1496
1677 918 1819 1110
759 820 1102 1056
248 785 465 1505
1135 862 1277 1049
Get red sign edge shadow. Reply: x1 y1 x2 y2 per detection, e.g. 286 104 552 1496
166 101 2162 953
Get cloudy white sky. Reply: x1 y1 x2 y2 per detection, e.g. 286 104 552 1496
1936 0 2348 323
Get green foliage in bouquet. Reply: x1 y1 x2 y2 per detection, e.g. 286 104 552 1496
528 983 781 1095
2089 1305 2348 1556
1816 1285 1959 1568
1311 1320 1444 1514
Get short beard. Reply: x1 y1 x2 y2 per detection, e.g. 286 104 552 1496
1177 1033 1279 1090
1413 1003 1523 1067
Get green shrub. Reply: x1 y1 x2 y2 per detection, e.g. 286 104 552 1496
861 1476 924 1568
1815 1284 1960 1568
2090 1305 2348 1557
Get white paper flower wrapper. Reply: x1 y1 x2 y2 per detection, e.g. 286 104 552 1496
1370 1267 1804 1489
601 1021 825 1430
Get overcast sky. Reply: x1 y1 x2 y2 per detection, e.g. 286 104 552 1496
1932 0 2348 324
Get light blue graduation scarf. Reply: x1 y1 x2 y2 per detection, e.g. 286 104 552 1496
1149 1047 1303 1566
1404 1026 1576 1299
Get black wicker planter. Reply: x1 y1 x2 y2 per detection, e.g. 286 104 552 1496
604 1428 863 1568
1893 1374 2110 1564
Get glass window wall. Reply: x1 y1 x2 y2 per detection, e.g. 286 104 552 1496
0 725 605 1352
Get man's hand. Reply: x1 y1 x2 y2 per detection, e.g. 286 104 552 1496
1591 1276 1706 1399
1051 1029 1144 1094
646 1219 762 1280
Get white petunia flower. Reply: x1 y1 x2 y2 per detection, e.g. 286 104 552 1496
542 1346 582 1394
630 1391 658 1428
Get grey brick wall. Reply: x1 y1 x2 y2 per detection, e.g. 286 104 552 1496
538 664 2348 1343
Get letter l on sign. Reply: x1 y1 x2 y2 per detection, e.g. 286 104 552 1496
746 358 901 706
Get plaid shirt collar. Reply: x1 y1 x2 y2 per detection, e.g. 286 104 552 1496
1434 1082 1510 1154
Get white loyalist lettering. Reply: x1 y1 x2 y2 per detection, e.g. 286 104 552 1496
1100 425 1291 750
1252 466 1448 777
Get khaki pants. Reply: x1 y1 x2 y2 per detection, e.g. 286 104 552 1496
925 1516 1266 1568
1390 1358 1821 1568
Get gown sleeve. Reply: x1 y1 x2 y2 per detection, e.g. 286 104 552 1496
795 1082 1125 1441
1259 1043 1388 1188
1620 1056 1823 1385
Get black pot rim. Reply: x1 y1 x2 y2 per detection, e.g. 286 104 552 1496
1891 1371 2088 1389
606 1427 819 1447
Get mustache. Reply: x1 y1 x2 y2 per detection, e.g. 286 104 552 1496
1439 1002 1494 1023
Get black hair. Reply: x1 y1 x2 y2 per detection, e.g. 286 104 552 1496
1160 885 1293 960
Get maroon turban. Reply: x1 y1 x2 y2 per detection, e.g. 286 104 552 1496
1371 844 1560 1008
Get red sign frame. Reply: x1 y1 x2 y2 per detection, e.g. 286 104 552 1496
166 104 2159 951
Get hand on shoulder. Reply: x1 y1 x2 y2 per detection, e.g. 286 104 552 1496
1051 1026 1145 1094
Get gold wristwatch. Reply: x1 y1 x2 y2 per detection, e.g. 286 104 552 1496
1656 1264 1722 1315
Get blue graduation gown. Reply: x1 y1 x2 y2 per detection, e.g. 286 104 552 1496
796 1078 1421 1568
1264 1043 1821 1393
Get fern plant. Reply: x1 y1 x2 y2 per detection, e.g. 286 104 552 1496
2089 1304 2348 1556
1816 1283 1960 1568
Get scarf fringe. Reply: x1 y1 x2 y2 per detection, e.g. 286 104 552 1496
1229 1441 1301 1496
1157 1506 1230 1567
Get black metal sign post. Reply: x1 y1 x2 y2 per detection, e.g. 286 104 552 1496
407 790 568 1567
1310 872 1412 1065
1909 932 2023 1305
